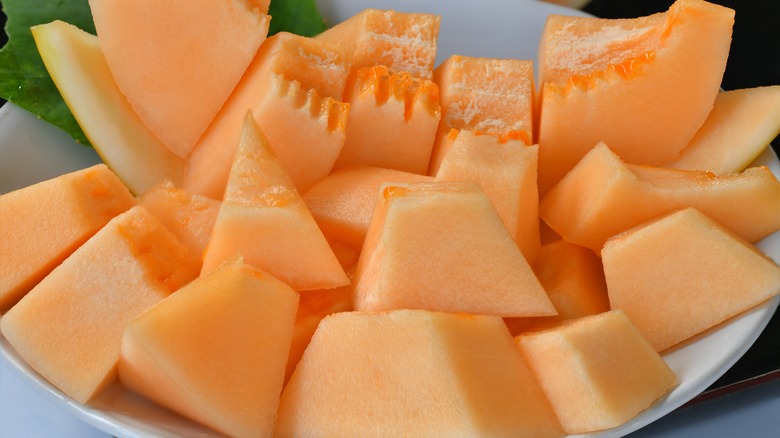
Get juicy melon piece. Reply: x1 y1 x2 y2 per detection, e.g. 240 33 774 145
201 114 349 291
0 206 199 403
0 164 136 312
537 0 735 193
603 207 780 352
31 20 183 195
662 85 780 174
516 310 677 434
315 9 441 80
540 142 780 252
430 55 535 174
89 0 270 158
332 65 441 174
118 256 298 438
276 309 564 437
352 181 555 317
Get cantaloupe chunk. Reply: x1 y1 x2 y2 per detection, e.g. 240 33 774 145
537 0 735 193
430 55 535 174
0 206 199 403
315 9 441 80
603 207 780 352
302 165 433 249
516 310 677 434
540 142 780 252
331 65 441 174
435 130 540 261
663 85 780 174
185 32 352 198
276 309 564 437
118 256 298 438
89 0 270 158
0 164 136 312
353 181 555 317
201 114 349 291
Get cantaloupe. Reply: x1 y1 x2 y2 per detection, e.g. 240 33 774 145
275 309 564 437
537 0 735 193
118 256 298 438
603 207 780 352
352 181 555 317
89 0 270 158
0 164 136 312
0 206 199 403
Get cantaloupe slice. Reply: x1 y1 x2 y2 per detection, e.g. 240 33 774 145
118 256 298 438
331 65 441 174
184 32 352 198
663 85 780 174
276 309 564 437
0 206 199 403
201 114 349 291
430 55 535 174
603 207 780 352
0 164 136 312
435 130 540 261
89 0 270 158
31 20 183 195
537 0 735 193
353 181 555 317
516 310 677 434
540 142 780 252
315 9 441 80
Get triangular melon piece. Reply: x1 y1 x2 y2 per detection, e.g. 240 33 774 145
353 181 555 317
89 0 271 158
201 114 349 291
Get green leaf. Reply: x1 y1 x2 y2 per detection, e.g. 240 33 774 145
268 0 328 37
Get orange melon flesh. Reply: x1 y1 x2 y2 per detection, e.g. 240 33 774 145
302 165 433 249
118 256 298 438
184 32 352 198
540 142 780 252
89 0 270 158
0 164 136 313
0 206 199 403
332 65 441 174
537 0 735 194
201 114 349 291
434 130 541 262
315 9 441 80
662 85 780 174
430 55 535 174
353 181 555 317
603 207 780 352
276 309 564 437
516 310 677 434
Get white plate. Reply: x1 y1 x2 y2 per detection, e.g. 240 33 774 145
1 0 779 437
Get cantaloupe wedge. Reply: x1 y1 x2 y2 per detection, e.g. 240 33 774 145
537 0 735 193
89 0 270 158
430 55 535 174
603 207 780 352
315 9 441 80
353 181 555 317
663 85 780 174
118 256 298 438
276 309 564 437
331 65 441 174
0 164 136 312
0 206 199 403
540 142 780 252
516 310 677 434
201 114 349 291
435 130 540 261
31 20 184 195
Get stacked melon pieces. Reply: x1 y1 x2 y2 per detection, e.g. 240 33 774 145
2 0 780 436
